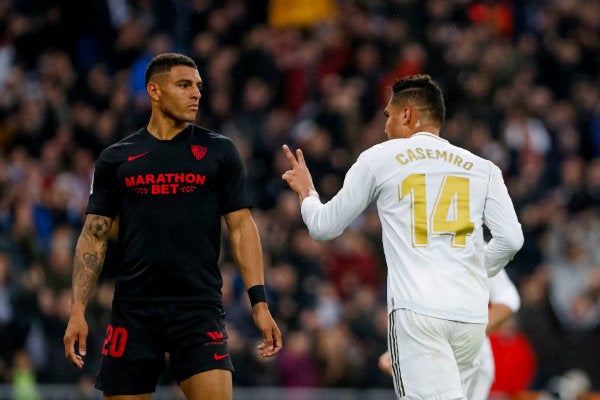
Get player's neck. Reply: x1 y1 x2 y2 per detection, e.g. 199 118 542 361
147 115 189 140
409 123 440 137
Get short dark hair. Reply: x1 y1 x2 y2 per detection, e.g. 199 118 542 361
145 53 198 85
391 74 445 126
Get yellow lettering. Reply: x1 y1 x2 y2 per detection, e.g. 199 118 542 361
407 149 418 162
396 154 408 165
436 150 447 161
453 156 463 168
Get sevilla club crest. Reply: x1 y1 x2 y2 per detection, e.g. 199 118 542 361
191 145 207 160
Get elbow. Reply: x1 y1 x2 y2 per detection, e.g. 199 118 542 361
305 220 341 241
498 227 524 256
308 228 337 241
301 212 341 241
512 297 521 313
509 229 524 254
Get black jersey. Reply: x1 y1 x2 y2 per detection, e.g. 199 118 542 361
86 125 251 306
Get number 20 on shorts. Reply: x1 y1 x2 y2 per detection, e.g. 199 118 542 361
101 324 128 358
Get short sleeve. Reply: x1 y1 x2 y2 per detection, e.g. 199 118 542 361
85 153 122 218
217 140 252 215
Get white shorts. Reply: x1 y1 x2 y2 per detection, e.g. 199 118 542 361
388 309 486 400
468 338 494 400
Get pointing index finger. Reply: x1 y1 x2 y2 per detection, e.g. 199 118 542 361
282 144 299 167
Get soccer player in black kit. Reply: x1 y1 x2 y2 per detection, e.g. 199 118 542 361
63 53 282 400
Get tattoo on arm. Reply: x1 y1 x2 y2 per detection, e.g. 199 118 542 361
72 215 113 306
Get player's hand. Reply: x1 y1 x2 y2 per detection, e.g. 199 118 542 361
281 144 318 202
252 302 282 357
64 311 88 368
378 351 393 376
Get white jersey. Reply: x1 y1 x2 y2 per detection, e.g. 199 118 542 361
488 269 520 312
302 132 523 323
470 269 520 400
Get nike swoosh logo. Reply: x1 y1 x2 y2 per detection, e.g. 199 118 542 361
128 152 149 162
213 353 229 360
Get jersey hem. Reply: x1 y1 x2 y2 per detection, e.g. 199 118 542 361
389 302 488 324
85 207 117 219
113 297 223 306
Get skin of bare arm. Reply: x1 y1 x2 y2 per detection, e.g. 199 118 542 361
64 214 114 368
485 303 513 336
224 208 282 357
378 351 393 376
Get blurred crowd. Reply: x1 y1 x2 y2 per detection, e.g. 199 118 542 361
0 0 599 397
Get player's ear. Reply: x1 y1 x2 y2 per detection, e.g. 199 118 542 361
147 82 160 101
402 105 412 124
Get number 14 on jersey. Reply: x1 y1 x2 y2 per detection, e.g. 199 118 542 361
399 174 475 248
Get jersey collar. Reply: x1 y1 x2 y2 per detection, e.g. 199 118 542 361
144 125 192 142
413 131 448 143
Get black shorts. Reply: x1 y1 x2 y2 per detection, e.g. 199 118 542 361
95 302 234 396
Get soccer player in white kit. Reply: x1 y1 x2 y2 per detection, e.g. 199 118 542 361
282 74 523 399
379 269 521 400
469 269 521 400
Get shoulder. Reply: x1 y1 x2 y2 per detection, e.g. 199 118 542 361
189 125 232 143
98 128 147 163
359 136 433 159
455 144 494 164
189 125 238 151
445 141 499 173
357 140 395 161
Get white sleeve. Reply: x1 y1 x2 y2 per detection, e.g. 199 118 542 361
488 269 520 312
483 165 524 277
301 158 376 241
